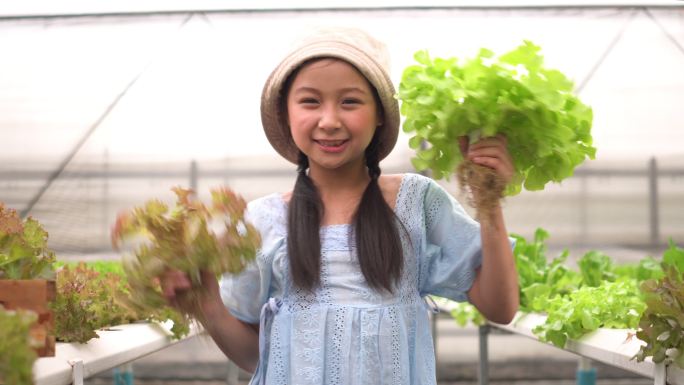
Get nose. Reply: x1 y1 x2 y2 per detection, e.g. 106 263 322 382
318 104 341 131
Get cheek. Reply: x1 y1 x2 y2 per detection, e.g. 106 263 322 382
287 109 313 147
288 110 313 135
289 122 305 146
347 110 379 135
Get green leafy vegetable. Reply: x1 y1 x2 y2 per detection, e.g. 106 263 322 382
533 280 645 348
524 242 646 347
0 305 37 385
397 41 596 194
0 203 56 280
83 260 126 277
449 302 485 327
112 187 261 338
613 256 664 282
577 250 616 287
663 239 684 274
443 227 668 349
512 228 580 312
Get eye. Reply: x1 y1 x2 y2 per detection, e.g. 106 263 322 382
342 98 361 105
299 98 319 105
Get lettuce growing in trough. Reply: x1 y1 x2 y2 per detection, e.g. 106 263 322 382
635 240 684 368
398 41 596 214
51 262 138 343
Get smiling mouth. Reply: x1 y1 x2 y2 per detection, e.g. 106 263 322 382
314 139 348 152
315 139 348 147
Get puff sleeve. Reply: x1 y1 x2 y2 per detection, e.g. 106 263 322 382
418 179 483 302
218 196 283 324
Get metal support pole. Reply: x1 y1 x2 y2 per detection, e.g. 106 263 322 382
653 362 666 385
579 173 588 243
431 310 438 359
478 325 490 385
648 157 659 248
102 148 109 243
114 362 134 385
226 360 239 385
190 160 198 192
576 357 596 385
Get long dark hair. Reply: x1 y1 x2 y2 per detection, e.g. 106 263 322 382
284 58 404 293
287 138 404 293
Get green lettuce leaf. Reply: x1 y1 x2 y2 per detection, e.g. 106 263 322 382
397 41 596 193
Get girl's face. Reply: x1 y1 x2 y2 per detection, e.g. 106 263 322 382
286 58 380 174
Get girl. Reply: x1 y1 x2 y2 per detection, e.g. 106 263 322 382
163 27 519 385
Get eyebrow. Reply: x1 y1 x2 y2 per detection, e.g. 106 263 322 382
291 86 369 95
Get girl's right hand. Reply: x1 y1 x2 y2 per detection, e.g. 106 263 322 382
160 269 222 318
160 270 260 372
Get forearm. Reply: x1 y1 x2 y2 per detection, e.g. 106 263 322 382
473 206 519 323
199 299 260 373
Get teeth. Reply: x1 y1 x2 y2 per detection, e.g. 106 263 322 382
318 140 345 146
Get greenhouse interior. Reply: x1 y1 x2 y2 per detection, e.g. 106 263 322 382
1 1 683 385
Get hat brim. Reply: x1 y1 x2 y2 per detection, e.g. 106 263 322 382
261 40 399 164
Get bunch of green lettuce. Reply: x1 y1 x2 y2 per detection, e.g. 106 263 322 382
447 228 579 325
512 228 581 312
577 250 663 287
533 279 645 348
397 41 596 193
576 250 616 287
0 203 55 280
0 305 37 385
529 248 651 347
635 240 684 368
446 228 655 345
529 247 666 348
613 256 663 282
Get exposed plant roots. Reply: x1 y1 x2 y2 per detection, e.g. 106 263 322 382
457 160 507 221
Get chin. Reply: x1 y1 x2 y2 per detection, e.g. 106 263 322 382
310 158 348 170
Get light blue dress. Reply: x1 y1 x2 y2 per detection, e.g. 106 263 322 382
220 173 484 385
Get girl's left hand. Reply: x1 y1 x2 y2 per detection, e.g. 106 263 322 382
459 134 515 184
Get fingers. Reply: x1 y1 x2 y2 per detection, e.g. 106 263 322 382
471 156 513 181
468 133 508 151
161 269 192 303
160 269 222 316
464 134 514 182
458 136 469 156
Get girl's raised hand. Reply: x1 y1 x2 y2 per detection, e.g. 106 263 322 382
160 268 221 317
459 134 514 184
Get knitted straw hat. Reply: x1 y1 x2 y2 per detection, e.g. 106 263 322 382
260 27 400 164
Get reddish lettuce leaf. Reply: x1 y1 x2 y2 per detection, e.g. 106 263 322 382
111 187 261 338
0 203 55 280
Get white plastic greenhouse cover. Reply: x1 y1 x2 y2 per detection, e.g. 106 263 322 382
0 1 680 17
0 3 682 253
1 4 682 161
